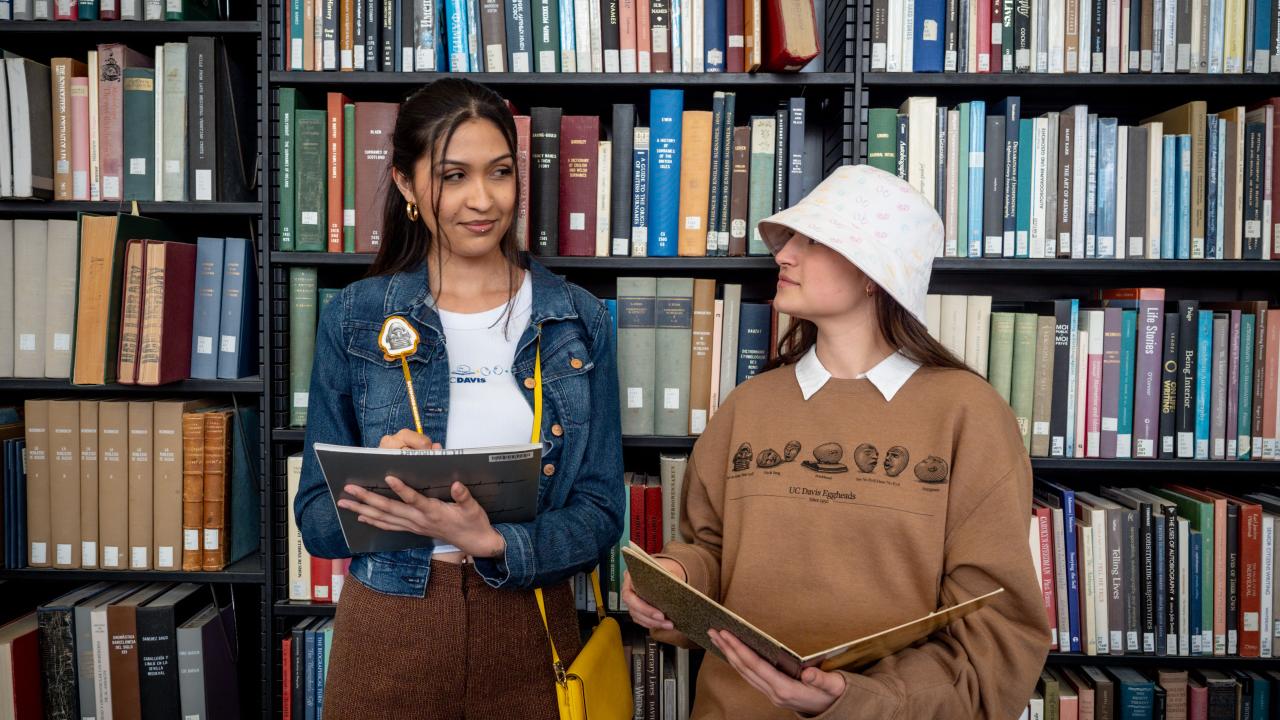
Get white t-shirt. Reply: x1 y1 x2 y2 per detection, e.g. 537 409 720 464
434 272 535 553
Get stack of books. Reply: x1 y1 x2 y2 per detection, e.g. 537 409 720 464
1021 667 1277 719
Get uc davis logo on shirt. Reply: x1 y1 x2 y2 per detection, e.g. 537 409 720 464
451 364 515 384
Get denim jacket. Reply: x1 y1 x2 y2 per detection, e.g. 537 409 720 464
294 258 626 597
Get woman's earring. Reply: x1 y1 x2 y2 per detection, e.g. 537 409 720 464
406 200 420 222
865 286 875 297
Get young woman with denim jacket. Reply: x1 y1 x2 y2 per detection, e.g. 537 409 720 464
293 78 626 718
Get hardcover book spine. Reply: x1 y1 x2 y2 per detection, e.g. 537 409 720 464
530 106 562 256
647 89 684 257
610 105 636 257
654 278 694 436
557 115 600 257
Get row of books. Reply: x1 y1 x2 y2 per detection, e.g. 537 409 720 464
870 97 1280 261
0 43 253 203
0 582 240 720
3 399 259 572
872 0 1280 73
283 455 355 603
1 407 23 570
276 89 812 258
1031 479 1280 659
0 218 258 384
1 0 225 20
1022 666 1277 720
282 616 336 720
279 0 820 74
623 634 691 720
928 291 1280 460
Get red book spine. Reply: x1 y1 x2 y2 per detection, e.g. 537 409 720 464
644 483 662 553
11 629 43 720
725 0 745 71
635 0 652 71
1237 502 1262 656
990 0 1003 71
1087 345 1103 457
1034 507 1058 649
311 555 332 601
97 45 153 201
515 115 532 251
281 636 292 720
557 115 600 257
145 240 198 386
761 0 819 71
70 77 91 201
54 0 77 20
976 0 993 71
100 0 119 20
326 92 348 253
629 480 646 548
353 102 399 254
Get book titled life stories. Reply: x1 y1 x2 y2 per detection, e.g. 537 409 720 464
622 545 1004 678
313 442 543 554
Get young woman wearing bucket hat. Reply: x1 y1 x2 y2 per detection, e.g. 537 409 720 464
622 164 1051 719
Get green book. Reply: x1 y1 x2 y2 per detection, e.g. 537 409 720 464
289 266 318 427
1238 314 1254 459
1009 312 1038 451
278 88 300 251
122 68 155 201
343 103 355 253
295 110 328 252
654 277 694 437
1038 669 1060 720
161 43 187 202
866 108 898 175
1118 310 1137 456
165 0 219 20
617 277 657 436
1153 487 1214 650
1016 119 1034 256
956 103 970 258
988 312 1015 402
746 116 776 256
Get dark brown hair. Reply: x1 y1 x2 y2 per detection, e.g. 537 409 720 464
368 78 526 282
767 291 974 373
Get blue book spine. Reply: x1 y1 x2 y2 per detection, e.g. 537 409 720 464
1189 530 1202 653
1097 118 1117 258
957 103 970 258
229 407 261 563
1086 114 1098 257
1177 134 1191 260
1206 119 1219 260
393 0 403 70
787 98 806 209
1057 483 1083 652
77 0 97 19
1153 514 1166 653
1120 682 1155 720
1254 677 1271 718
735 302 773 385
445 0 470 70
558 0 576 67
1118 310 1137 453
1256 0 1273 68
190 237 226 380
304 628 316 720
631 133 649 256
647 89 684 257
216 238 258 380
605 299 617 337
966 101 986 258
466 0 482 70
1194 310 1212 459
1208 0 1225 73
913 0 946 71
703 0 726 71
1066 299 1079 458
1015 119 1033 258
290 0 305 67
1238 314 1255 459
1161 136 1177 259
313 626 325 719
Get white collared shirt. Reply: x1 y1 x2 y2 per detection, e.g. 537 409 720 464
794 345 921 402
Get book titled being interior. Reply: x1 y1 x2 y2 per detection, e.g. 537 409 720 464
623 545 1003 678
313 442 543 554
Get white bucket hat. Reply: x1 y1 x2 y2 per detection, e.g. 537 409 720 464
756 164 944 325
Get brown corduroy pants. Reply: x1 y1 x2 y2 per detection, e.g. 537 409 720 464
321 560 581 719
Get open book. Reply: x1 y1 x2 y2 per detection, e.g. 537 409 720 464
623 545 1003 678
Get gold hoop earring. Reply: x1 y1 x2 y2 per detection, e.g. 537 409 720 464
865 287 875 297
406 200 420 222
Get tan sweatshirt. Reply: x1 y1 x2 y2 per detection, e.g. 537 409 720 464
655 362 1051 720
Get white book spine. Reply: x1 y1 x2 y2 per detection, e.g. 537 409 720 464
1208 0 1224 72
1149 0 1161 70
1051 508 1071 651
887 0 904 71
1091 513 1109 653
946 110 961 254
1078 0 1093 72
1071 110 1088 259
154 46 165 203
596 140 611 257
903 0 916 72
1258 514 1274 656
574 0 593 71
587 0 604 72
1049 0 1066 72
1030 117 1048 259
91 607 114 720
906 98 937 206
1163 0 1178 71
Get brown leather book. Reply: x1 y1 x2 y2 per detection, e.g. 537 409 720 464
353 102 399 254
116 239 147 385
649 0 672 72
80 400 100 568
688 279 716 435
98 400 129 569
557 115 601 257
181 411 207 571
24 399 52 567
202 409 234 571
676 111 713 257
326 92 350 253
50 58 88 201
153 400 214 571
728 126 751 257
340 0 355 69
744 0 763 71
725 0 745 71
1143 102 1207 258
106 584 171 719
1218 107 1246 260
136 240 197 386
1140 0 1154 70
127 401 154 570
515 115 532 251
48 400 82 568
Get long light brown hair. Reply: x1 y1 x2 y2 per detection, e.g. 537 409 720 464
766 291 974 373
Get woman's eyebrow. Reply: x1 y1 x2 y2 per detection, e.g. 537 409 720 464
438 153 515 167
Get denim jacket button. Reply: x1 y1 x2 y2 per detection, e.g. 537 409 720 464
542 463 556 477
551 423 564 437
569 357 584 369
523 377 536 389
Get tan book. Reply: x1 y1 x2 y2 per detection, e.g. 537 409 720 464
1144 102 1207 258
79 400 100 568
13 220 47 378
50 58 88 201
24 399 52 567
676 111 713 257
1030 315 1057 457
153 399 214 571
116 239 146 385
964 295 992 379
202 409 234 571
1217 107 1246 259
743 0 762 71
303 0 316 71
48 399 82 568
181 411 207 571
71 214 119 385
688 279 716 436
1157 669 1189 720
127 400 154 569
98 400 129 569
340 0 355 69
624 544 1003 678
286 453 311 600
938 294 968 362
44 219 80 380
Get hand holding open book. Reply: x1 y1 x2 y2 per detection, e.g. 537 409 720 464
622 545 1004 679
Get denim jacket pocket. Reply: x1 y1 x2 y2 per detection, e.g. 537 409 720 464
344 320 438 437
538 334 595 427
